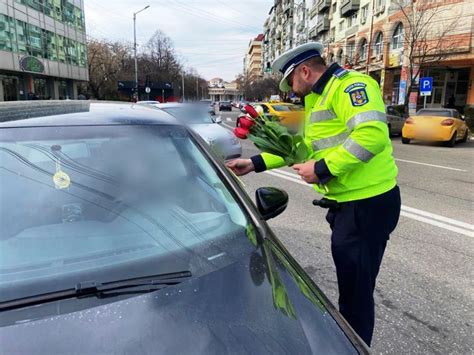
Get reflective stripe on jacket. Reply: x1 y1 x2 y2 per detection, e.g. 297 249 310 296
261 67 398 202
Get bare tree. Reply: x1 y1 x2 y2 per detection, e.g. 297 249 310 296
87 39 132 99
236 73 282 101
392 0 459 110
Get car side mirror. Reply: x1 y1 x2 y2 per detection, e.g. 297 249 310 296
255 187 289 220
214 116 222 124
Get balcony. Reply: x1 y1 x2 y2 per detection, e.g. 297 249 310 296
308 25 318 39
345 24 359 37
317 0 331 13
340 0 360 17
316 16 330 34
310 4 319 19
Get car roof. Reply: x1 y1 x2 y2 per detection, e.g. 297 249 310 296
0 101 179 128
417 108 457 112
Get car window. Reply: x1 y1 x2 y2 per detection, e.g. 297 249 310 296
0 125 253 303
272 105 292 112
161 106 214 124
416 109 452 117
259 104 270 114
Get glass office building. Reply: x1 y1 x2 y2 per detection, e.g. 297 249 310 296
0 0 88 101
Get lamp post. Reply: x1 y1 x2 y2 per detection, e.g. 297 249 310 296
133 5 150 101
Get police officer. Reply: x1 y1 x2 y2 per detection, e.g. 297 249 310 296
226 42 401 346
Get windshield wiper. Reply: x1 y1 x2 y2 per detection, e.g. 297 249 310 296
0 270 191 312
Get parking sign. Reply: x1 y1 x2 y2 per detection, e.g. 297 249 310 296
420 77 433 96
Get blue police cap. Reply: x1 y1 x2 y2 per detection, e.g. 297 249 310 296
272 42 325 92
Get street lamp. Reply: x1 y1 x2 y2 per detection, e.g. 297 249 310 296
133 5 150 101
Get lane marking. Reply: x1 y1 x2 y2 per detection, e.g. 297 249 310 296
395 158 467 172
264 169 474 238
401 205 474 231
399 211 473 238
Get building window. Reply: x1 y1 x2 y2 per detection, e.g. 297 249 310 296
330 27 335 41
339 20 344 32
0 13 86 67
351 13 357 26
15 0 85 32
361 5 369 24
391 23 404 51
347 42 355 62
374 31 383 56
0 14 13 51
360 38 367 60
376 0 385 12
337 49 344 65
332 3 337 14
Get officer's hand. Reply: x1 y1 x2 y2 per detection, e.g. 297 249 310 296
293 160 320 184
226 159 255 176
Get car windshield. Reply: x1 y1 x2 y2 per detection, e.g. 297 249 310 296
0 125 252 303
272 105 293 112
416 109 452 117
161 106 214 124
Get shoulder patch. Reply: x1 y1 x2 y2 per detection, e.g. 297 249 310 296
347 86 369 107
333 68 349 78
344 82 367 93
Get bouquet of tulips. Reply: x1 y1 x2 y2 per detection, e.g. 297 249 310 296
233 104 308 166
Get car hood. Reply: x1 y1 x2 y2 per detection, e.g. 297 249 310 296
0 241 360 355
190 124 233 142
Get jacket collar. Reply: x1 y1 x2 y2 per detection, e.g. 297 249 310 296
312 63 343 94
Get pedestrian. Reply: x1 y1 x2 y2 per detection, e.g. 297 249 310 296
446 94 455 109
226 42 401 346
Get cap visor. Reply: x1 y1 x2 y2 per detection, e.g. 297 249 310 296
279 69 293 92
279 79 291 92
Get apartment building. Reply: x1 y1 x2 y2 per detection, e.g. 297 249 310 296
0 0 88 101
262 0 311 75
260 0 473 110
324 0 473 109
245 34 264 80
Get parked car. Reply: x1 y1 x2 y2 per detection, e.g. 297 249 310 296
219 101 232 111
198 99 215 115
136 100 161 105
402 108 469 147
257 102 305 130
0 102 368 354
385 105 405 136
150 103 241 160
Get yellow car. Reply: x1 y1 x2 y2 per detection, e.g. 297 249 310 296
402 108 470 147
257 102 305 127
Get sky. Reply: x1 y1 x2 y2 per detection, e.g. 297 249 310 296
84 0 274 81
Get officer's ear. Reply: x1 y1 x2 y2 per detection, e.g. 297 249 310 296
299 65 312 81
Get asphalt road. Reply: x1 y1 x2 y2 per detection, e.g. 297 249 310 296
218 108 474 355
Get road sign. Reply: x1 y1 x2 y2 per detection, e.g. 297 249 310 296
420 77 432 96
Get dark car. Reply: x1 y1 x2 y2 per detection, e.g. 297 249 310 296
0 102 368 354
219 101 232 111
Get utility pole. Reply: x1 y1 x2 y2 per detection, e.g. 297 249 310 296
365 0 375 75
133 5 150 101
181 71 185 102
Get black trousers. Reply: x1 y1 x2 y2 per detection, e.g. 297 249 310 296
326 186 401 346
